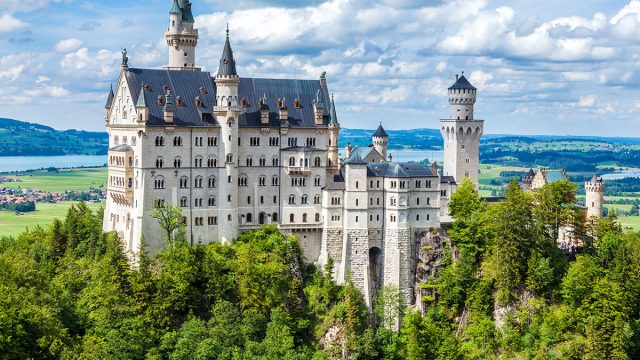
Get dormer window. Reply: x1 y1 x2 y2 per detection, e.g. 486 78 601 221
277 98 285 109
294 98 301 109
157 95 165 106
194 96 203 107
144 84 152 92
162 85 169 93
241 97 249 108
199 87 208 95
176 96 184 106
223 59 228 64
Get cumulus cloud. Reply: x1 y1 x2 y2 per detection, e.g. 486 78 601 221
0 13 27 32
55 38 83 53
60 48 120 78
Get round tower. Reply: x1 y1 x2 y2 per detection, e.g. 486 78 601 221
165 0 199 70
448 72 476 120
585 175 605 218
372 124 389 161
439 72 484 186
213 27 240 244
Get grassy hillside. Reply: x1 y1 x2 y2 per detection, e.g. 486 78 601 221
2 167 107 192
0 118 108 156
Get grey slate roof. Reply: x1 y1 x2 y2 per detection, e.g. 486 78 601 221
109 145 133 152
136 83 147 108
105 85 114 109
125 68 331 128
373 124 388 137
345 149 367 164
448 74 477 90
589 174 603 183
367 162 436 178
544 169 567 183
281 146 323 152
350 146 374 160
217 30 237 77
177 0 194 22
170 0 181 14
329 95 339 126
440 175 456 183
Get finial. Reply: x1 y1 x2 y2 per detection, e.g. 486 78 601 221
226 23 230 39
461 70 464 75
331 93 334 101
121 47 129 68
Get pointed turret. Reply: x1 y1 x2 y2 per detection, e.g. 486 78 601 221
136 83 147 108
372 123 389 160
163 90 174 123
170 0 181 14
105 84 114 109
329 94 339 126
217 25 238 77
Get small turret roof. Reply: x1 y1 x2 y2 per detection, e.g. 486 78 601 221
136 84 147 108
345 150 367 165
329 94 339 126
170 0 181 14
164 91 174 112
178 0 194 22
373 124 388 138
590 174 602 183
105 84 114 109
448 73 477 90
217 26 238 77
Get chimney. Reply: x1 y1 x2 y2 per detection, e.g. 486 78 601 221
163 90 174 124
259 95 269 125
278 98 288 125
313 90 324 126
345 142 353 159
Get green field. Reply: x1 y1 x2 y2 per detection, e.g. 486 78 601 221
1 167 107 192
0 201 103 237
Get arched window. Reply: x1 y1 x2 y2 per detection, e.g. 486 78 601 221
301 194 308 204
245 157 253 166
302 213 308 222
208 196 216 206
273 212 278 222
246 213 253 223
238 174 248 186
174 157 182 168
289 157 295 166
259 157 266 167
194 176 203 188
259 175 266 186
179 176 188 189
272 175 279 186
290 213 295 223
154 176 165 189
288 194 295 204
155 157 164 168
314 194 320 204
207 157 217 168
314 157 321 167
272 157 279 166
180 197 188 207
226 153 233 163
314 176 321 186
208 176 216 188
315 213 320 222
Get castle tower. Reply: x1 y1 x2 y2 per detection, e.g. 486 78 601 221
327 94 340 180
372 124 388 161
585 175 605 218
165 0 199 70
440 72 484 186
214 27 240 243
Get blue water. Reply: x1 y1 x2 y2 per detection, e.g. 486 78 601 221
0 155 106 173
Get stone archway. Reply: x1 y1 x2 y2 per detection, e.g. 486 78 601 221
259 212 267 225
369 247 383 300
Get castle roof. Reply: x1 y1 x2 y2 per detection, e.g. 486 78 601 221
136 84 147 108
170 0 181 14
217 28 237 77
373 124 388 138
124 68 331 128
544 169 567 183
344 149 367 164
329 95 339 126
448 73 477 91
367 162 437 178
527 169 535 176
589 174 603 183
105 84 114 109
177 0 194 22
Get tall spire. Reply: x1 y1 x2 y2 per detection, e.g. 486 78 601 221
329 94 339 126
136 82 147 108
217 24 238 77
170 0 181 14
105 84 114 109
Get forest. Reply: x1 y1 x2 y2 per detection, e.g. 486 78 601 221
1 178 640 359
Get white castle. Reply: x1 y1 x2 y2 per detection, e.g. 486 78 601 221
104 0 601 307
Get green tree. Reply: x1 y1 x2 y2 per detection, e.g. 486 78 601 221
151 205 184 244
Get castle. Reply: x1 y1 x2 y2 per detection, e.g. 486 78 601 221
102 1 603 307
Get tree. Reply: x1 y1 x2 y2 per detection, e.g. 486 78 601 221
151 205 184 244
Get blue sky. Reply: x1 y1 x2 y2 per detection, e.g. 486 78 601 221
0 0 639 136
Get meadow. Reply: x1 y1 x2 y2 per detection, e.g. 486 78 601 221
0 201 103 237
1 167 107 192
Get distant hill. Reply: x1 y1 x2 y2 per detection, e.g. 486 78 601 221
0 118 108 156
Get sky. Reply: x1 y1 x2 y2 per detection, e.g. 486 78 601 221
0 0 639 136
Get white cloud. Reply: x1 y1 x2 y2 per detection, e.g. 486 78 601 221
578 95 597 107
55 38 83 53
60 48 120 78
0 13 27 32
0 65 24 81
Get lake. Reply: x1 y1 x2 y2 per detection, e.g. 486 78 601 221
601 170 640 181
0 155 106 173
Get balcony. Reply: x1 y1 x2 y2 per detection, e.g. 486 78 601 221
213 106 241 113
286 166 311 176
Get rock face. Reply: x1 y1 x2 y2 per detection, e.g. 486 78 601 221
414 227 452 312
